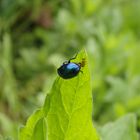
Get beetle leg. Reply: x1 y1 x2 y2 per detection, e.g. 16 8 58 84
80 70 83 74
68 53 78 63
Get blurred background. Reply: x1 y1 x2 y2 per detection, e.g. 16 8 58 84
0 0 140 139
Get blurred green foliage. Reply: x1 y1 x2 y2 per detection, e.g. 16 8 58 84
0 0 140 139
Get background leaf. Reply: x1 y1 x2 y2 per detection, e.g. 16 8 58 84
99 114 139 140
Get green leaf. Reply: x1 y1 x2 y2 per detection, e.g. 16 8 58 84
99 114 138 140
19 109 44 140
46 49 99 140
19 94 51 140
19 49 99 140
31 118 47 140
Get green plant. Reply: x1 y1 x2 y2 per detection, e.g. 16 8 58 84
0 0 140 139
19 49 99 140
99 114 138 140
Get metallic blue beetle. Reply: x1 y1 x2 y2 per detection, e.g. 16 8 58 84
57 55 85 79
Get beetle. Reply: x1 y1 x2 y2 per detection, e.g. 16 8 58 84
57 54 85 79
